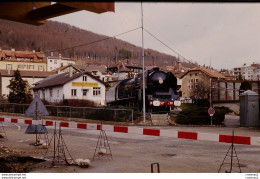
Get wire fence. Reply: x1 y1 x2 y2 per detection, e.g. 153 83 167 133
0 103 134 123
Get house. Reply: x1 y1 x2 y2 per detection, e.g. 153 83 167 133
107 62 143 80
180 67 226 98
73 64 112 82
47 53 75 71
53 64 112 82
0 48 47 71
233 63 260 81
220 70 236 80
32 66 109 106
0 69 55 99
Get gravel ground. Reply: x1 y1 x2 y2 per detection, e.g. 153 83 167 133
1 122 260 173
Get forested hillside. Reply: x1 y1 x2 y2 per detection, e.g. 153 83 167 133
0 19 196 68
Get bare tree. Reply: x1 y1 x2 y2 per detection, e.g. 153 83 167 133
191 81 210 100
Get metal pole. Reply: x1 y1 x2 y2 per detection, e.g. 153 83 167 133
53 122 56 165
210 78 212 107
230 130 234 172
131 109 134 124
141 2 146 123
210 78 212 125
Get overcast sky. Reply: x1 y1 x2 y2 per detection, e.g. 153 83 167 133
51 2 260 70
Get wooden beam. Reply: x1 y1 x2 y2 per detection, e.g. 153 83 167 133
27 4 78 21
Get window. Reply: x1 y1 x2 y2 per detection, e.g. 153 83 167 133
50 60 52 62
195 78 198 83
54 60 57 64
7 56 11 60
30 58 33 62
83 76 87 81
39 65 43 71
49 88 53 97
39 58 43 61
29 65 34 70
195 73 197 76
6 64 12 70
83 89 88 96
24 58 27 61
71 89 77 96
24 65 27 69
93 87 101 96
190 73 192 77
57 90 59 97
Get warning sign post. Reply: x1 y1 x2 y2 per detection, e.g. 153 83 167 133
208 107 215 125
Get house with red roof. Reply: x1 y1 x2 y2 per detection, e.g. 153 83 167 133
0 48 47 71
180 67 226 98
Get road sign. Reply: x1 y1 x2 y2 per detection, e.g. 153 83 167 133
208 107 215 117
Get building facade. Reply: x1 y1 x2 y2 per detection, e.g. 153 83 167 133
0 49 47 71
0 70 55 99
233 63 260 81
180 67 226 98
47 54 75 71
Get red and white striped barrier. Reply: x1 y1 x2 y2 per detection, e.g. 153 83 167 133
1 117 260 146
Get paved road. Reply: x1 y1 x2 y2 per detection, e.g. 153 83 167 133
1 122 260 173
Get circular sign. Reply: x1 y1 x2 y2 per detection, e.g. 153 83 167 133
208 107 215 116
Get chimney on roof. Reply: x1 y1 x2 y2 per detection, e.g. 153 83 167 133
69 65 73 78
11 48 15 52
51 52 54 57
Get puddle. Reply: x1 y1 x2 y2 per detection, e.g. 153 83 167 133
161 154 176 157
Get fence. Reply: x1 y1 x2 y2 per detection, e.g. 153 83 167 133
0 103 134 123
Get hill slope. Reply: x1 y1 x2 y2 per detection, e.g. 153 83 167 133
0 19 195 68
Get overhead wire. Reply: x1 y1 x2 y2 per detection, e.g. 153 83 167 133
143 28 199 67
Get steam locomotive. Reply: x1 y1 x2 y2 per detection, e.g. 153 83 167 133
112 67 180 112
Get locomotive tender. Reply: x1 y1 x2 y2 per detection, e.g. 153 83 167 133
114 67 180 112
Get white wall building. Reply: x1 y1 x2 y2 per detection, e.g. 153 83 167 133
0 70 55 99
32 67 109 106
47 54 75 71
234 63 260 81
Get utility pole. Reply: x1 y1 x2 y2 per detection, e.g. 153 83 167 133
209 78 212 125
141 2 146 123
